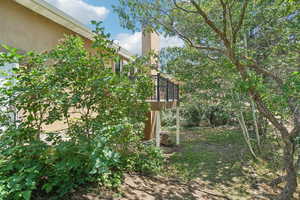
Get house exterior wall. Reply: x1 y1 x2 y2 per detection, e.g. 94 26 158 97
0 0 92 52
0 0 129 61
0 0 130 132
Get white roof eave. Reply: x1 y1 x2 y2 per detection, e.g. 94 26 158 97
13 0 134 60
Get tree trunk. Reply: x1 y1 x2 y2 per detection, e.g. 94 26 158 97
251 98 261 152
229 52 298 200
278 141 297 200
257 113 267 138
238 110 258 160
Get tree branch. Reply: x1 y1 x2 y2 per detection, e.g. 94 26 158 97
253 92 289 139
219 0 227 38
289 104 300 138
173 0 197 14
172 27 224 53
155 17 225 54
190 0 231 47
246 63 284 86
233 0 249 43
146 2 226 54
232 57 290 139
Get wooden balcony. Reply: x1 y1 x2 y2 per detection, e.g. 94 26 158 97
129 73 179 110
148 73 179 110
148 73 179 101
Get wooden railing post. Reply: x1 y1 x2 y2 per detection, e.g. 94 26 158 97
166 79 169 102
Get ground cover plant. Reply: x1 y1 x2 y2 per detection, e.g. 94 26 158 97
0 22 163 200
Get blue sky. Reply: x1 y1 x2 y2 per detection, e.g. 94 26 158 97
45 0 183 55
79 0 132 38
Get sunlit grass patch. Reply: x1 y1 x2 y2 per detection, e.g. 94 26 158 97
203 129 244 145
163 127 285 199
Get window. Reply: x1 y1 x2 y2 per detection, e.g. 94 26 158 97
115 59 122 74
0 63 19 131
0 63 18 86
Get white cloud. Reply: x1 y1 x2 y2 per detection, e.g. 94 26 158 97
45 0 109 25
115 32 184 55
160 36 184 49
115 32 142 55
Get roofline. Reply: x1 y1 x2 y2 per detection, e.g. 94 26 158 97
13 0 134 60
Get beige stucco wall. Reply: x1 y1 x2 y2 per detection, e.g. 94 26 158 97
0 0 92 52
0 0 130 132
0 0 129 63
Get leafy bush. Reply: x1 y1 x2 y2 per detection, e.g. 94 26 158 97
162 103 234 128
0 23 163 199
121 144 164 175
134 145 164 174
161 109 177 127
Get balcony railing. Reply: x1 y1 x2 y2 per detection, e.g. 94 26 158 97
149 73 179 102
129 73 179 102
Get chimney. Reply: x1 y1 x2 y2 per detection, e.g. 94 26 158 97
142 29 160 67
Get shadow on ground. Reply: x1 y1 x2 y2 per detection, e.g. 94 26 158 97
162 127 284 199
73 174 229 200
72 127 298 200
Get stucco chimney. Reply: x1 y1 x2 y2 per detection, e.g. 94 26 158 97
142 30 160 66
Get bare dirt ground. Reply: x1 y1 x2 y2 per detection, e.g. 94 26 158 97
73 127 300 200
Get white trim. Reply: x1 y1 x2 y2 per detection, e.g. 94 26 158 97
13 0 133 60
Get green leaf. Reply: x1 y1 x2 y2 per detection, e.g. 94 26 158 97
22 191 31 200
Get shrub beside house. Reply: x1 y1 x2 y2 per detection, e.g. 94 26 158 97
0 0 179 199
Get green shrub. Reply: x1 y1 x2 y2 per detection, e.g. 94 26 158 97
134 145 164 174
162 103 234 128
0 135 123 199
0 22 162 199
121 144 164 175
0 141 47 200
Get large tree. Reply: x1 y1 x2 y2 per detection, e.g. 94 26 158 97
114 0 300 199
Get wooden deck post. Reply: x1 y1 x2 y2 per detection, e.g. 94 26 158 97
144 111 157 140
144 112 152 140
156 111 161 147
176 107 180 145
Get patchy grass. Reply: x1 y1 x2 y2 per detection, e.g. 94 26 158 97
71 126 299 200
162 127 288 199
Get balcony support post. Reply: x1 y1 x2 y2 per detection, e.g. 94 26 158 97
176 106 180 145
157 73 160 102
